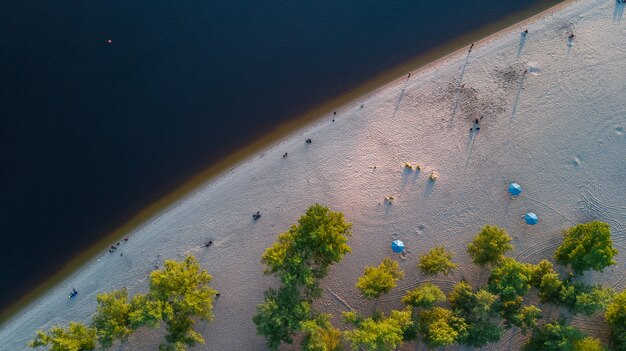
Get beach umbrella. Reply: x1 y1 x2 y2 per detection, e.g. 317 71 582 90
524 212 538 225
391 240 405 253
508 182 523 195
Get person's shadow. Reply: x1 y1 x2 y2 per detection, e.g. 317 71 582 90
614 0 625 23
517 33 527 59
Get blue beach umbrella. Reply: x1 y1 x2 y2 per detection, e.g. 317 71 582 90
508 182 523 196
391 240 405 253
524 212 538 225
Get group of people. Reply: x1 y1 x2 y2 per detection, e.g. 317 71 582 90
69 288 78 298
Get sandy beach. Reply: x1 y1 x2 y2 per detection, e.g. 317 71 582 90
3 0 626 349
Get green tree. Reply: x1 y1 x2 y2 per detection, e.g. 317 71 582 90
301 314 343 351
605 289 626 351
488 257 533 301
261 204 352 290
355 258 404 299
417 307 467 348
253 285 311 350
513 305 543 335
554 221 618 274
418 246 456 276
530 260 557 287
537 272 564 304
559 282 614 316
487 257 533 327
523 319 585 351
91 288 144 348
402 283 446 309
448 281 502 347
343 309 412 351
29 322 96 351
467 225 513 266
148 255 218 350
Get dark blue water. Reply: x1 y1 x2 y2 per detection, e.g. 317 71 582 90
0 1 559 314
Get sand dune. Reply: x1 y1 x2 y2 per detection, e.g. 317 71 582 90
2 0 625 350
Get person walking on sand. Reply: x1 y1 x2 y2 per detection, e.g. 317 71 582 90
522 29 528 36
469 43 474 52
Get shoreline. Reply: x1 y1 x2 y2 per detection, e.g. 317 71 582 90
0 0 569 325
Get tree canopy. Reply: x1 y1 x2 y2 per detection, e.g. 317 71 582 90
253 285 311 350
91 288 143 348
261 204 352 290
467 225 513 266
448 281 502 347
343 309 412 351
417 307 467 348
300 314 343 351
402 283 446 309
29 322 96 351
606 289 626 351
148 255 218 350
523 319 585 351
554 221 618 274
355 258 404 299
418 246 456 276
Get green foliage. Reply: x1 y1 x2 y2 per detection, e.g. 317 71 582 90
91 288 145 348
573 337 607 351
343 309 412 351
29 322 96 351
253 285 311 350
530 260 557 287
554 221 618 274
402 283 446 309
560 282 614 316
355 258 404 299
488 257 533 301
261 204 352 289
418 246 456 276
148 255 218 350
513 305 542 335
523 319 585 351
467 225 513 266
537 272 564 304
301 314 343 351
448 281 502 347
417 307 467 348
605 289 626 350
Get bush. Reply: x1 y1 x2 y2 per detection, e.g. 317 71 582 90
343 309 412 351
29 322 96 351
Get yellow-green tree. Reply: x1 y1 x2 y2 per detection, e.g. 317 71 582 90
301 314 343 351
356 258 404 299
467 225 513 266
343 309 412 351
402 283 446 309
417 307 467 348
606 289 626 351
91 288 146 348
554 221 618 274
148 255 218 350
29 322 96 351
418 246 457 276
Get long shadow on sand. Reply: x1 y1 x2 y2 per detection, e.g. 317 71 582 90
517 33 527 59
450 47 473 125
391 77 410 119
465 128 478 166
614 2 625 23
511 71 527 119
